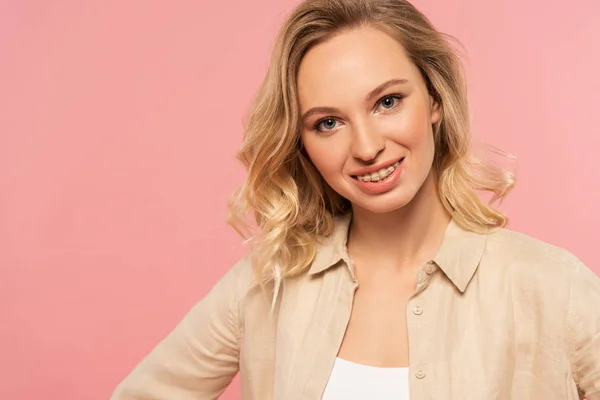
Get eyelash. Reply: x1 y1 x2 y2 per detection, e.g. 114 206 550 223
312 94 405 134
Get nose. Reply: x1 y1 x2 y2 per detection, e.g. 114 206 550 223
350 120 385 162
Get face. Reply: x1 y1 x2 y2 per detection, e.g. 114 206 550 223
297 26 441 214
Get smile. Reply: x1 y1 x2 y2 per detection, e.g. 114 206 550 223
352 158 403 182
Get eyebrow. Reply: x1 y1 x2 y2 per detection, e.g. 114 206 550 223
300 78 409 123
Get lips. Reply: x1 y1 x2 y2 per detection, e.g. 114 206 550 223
350 157 405 194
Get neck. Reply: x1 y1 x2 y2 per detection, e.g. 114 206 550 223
347 170 451 270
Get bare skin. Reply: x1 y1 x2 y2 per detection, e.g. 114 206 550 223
298 26 451 368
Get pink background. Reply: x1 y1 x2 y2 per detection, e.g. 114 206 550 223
1 0 598 398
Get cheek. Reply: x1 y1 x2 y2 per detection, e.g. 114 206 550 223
388 106 435 157
302 135 347 179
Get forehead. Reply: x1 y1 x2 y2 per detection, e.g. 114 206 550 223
297 26 419 110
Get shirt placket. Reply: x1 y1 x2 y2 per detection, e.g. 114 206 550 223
300 259 357 399
406 260 438 399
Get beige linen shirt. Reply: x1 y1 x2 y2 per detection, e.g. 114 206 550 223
112 213 600 399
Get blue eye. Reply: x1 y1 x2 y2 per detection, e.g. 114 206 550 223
315 118 338 132
378 95 403 110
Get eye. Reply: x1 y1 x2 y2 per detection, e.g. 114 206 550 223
377 95 403 111
314 118 340 133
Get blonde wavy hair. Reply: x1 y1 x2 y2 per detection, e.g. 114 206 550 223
228 0 515 288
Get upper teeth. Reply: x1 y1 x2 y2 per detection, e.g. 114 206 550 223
356 161 400 182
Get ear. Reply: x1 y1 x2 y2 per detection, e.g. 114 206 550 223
429 95 441 124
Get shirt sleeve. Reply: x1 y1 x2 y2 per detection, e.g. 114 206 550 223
566 257 600 399
110 258 247 400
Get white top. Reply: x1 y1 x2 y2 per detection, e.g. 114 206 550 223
322 357 410 399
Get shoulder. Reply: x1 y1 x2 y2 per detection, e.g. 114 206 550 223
199 252 265 321
217 253 264 305
226 253 259 290
475 226 592 304
478 225 598 311
484 226 582 277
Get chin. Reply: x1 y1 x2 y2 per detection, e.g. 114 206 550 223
350 190 417 214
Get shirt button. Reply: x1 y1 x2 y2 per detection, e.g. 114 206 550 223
413 305 423 315
425 263 436 275
415 369 426 379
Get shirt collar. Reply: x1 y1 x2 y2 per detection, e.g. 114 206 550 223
308 213 353 275
307 212 489 293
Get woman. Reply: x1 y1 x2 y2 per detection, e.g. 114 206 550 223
112 0 600 398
